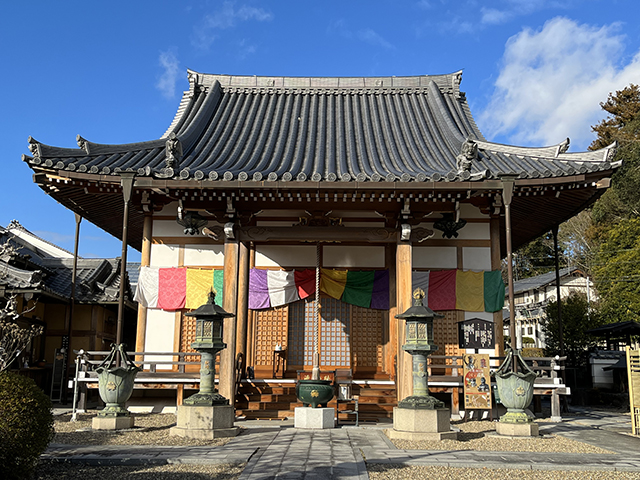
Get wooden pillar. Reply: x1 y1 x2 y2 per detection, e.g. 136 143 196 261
135 213 153 360
396 238 413 401
235 241 249 366
246 245 256 370
386 244 397 380
220 236 239 401
490 215 504 356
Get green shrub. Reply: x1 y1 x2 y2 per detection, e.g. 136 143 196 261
522 347 544 357
0 372 54 480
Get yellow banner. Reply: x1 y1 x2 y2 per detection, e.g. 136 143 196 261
455 270 485 312
185 269 214 309
320 269 348 299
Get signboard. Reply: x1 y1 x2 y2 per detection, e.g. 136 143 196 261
458 318 494 350
463 353 492 410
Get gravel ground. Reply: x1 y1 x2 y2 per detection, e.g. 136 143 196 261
368 465 640 480
387 420 615 454
52 411 233 446
35 462 244 480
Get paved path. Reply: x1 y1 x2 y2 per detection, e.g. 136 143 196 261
43 409 640 478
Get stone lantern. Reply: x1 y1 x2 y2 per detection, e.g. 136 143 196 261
388 288 457 440
170 291 239 439
396 288 443 410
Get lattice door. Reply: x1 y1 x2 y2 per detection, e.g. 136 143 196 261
351 305 384 372
432 310 465 357
254 305 288 367
180 313 215 372
288 296 352 369
288 298 315 367
319 297 351 367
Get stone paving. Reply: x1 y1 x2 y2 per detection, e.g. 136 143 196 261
42 409 640 478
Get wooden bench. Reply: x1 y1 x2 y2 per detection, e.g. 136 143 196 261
71 350 207 411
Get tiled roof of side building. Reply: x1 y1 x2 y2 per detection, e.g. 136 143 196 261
22 70 620 184
512 267 579 295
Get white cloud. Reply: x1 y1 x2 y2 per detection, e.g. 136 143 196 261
327 20 394 50
156 50 180 100
192 1 273 51
479 17 640 150
481 1 568 26
358 29 394 50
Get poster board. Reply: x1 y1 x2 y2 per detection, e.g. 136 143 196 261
463 353 492 410
458 318 494 350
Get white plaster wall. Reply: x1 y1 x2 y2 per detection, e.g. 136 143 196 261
153 219 187 237
323 246 385 268
455 222 490 240
150 244 180 267
413 246 457 269
459 203 486 219
156 202 178 216
462 247 492 271
144 309 176 370
184 244 224 266
255 245 316 267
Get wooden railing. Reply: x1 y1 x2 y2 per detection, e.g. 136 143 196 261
72 350 569 420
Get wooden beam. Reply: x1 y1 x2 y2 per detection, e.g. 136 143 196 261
135 213 153 361
239 225 398 243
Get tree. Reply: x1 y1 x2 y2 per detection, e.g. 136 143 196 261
541 292 602 367
512 233 559 280
592 218 640 323
591 84 640 223
0 297 40 372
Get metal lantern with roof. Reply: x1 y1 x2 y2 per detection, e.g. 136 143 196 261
183 291 235 406
395 288 445 409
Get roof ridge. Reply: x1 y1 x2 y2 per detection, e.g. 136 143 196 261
187 69 465 91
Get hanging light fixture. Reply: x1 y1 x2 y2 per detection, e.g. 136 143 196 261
177 211 208 235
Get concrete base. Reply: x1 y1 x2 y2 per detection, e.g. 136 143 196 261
496 421 539 437
92 415 135 430
294 407 335 429
169 404 238 439
391 407 458 440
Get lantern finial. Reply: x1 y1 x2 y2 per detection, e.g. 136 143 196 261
413 288 425 306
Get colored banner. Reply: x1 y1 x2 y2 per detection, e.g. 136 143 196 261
157 268 186 311
456 270 485 312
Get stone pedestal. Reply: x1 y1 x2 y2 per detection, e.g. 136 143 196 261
496 421 539 437
387 407 458 441
92 415 135 430
294 407 335 429
170 405 238 439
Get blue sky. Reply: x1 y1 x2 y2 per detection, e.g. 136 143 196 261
2 0 640 260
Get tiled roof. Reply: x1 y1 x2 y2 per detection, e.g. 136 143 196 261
0 225 133 304
22 70 619 184
512 267 579 294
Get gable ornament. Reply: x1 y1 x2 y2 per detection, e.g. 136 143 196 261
456 137 478 174
165 132 183 169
